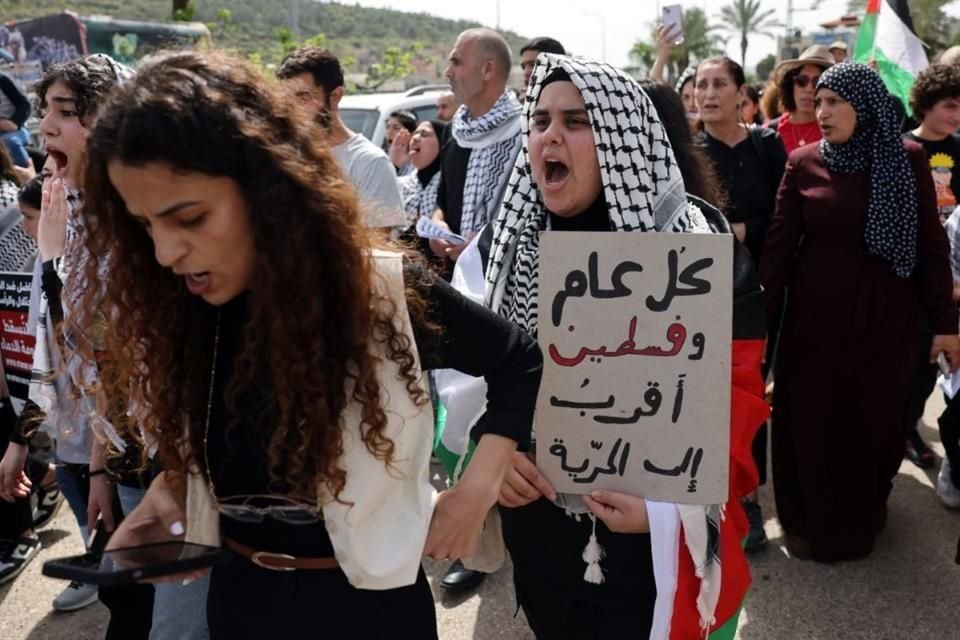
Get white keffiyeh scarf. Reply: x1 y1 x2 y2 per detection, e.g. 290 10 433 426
451 90 522 233
398 171 441 229
28 54 133 452
482 53 721 635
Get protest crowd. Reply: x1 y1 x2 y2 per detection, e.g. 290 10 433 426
2 4 960 639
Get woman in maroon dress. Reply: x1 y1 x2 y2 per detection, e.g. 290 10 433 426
761 62 960 562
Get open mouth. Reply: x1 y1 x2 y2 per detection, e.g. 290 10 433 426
184 272 211 295
544 159 570 186
46 149 68 175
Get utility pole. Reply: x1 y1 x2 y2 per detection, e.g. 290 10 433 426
496 0 501 31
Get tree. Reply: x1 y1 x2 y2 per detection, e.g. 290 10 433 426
172 0 195 21
756 53 777 81
630 7 724 82
719 0 782 68
355 42 432 92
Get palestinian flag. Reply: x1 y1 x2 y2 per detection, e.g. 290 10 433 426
853 0 928 114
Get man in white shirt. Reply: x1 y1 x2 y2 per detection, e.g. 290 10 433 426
277 47 405 228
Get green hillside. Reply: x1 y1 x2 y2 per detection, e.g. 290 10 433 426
3 0 528 77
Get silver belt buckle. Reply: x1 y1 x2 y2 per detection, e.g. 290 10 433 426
250 550 297 571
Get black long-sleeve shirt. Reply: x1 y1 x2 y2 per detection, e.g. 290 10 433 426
207 258 542 556
697 128 787 262
435 139 472 236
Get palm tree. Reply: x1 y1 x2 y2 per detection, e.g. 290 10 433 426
719 0 782 68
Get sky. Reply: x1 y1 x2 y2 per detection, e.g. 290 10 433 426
335 0 960 73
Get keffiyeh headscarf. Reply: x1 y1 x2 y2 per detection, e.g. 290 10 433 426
484 54 710 334
817 62 918 278
398 120 448 226
451 90 522 233
30 54 133 453
481 53 719 630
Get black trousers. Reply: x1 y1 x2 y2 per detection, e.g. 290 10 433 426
207 556 438 639
904 311 937 436
514 571 653 640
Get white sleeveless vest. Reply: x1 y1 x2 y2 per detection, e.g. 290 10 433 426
185 250 436 589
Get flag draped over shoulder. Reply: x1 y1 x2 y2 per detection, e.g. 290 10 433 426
853 0 928 114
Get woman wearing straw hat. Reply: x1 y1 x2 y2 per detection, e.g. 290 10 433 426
771 45 836 154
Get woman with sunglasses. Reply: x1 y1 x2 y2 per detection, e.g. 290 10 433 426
77 50 541 639
771 45 835 154
761 62 960 562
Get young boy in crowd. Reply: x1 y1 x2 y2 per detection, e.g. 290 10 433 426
900 64 960 474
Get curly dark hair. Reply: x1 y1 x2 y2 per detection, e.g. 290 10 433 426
34 56 122 126
640 81 728 211
77 50 435 503
276 46 344 95
778 64 827 113
760 81 781 121
910 63 960 121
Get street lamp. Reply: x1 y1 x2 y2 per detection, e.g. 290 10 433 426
581 11 607 63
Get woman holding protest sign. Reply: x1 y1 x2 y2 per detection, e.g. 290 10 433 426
73 50 540 638
761 62 960 562
485 54 769 640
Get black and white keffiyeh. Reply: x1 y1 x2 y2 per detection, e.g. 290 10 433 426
451 90 522 233
399 171 441 227
817 62 918 278
0 180 37 271
481 53 719 628
484 54 710 335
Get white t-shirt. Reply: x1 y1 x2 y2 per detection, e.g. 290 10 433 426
333 133 406 228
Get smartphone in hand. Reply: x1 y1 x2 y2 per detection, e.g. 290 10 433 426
662 4 684 45
42 541 231 587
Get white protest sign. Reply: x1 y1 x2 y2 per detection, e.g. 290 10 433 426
537 232 732 505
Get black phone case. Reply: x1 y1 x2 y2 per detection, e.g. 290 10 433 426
42 542 232 587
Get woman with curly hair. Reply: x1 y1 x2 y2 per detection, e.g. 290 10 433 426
771 45 835 154
81 50 541 638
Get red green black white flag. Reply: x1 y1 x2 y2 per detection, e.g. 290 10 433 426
853 0 928 114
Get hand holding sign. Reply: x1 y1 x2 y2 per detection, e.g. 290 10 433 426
536 232 731 504
582 490 650 533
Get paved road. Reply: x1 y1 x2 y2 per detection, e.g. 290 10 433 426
3 393 959 639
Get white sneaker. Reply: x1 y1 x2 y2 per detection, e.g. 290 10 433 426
52 580 99 611
937 458 960 509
